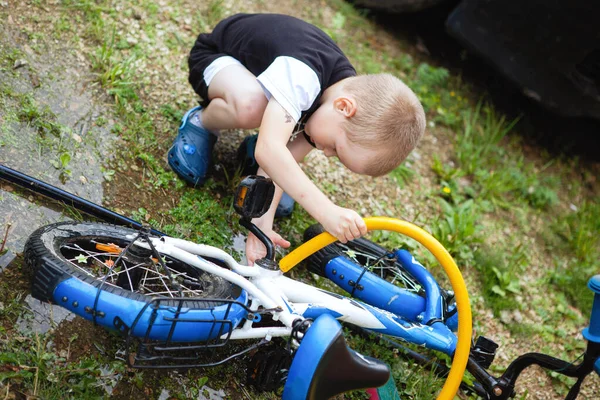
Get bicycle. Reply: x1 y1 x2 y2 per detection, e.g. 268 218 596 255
10 168 600 399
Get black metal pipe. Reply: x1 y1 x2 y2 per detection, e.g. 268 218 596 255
0 163 165 236
239 218 274 261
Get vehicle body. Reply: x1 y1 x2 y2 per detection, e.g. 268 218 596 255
355 0 600 120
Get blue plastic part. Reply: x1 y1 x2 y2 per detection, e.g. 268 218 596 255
446 306 459 332
276 192 295 218
302 305 343 320
589 275 600 294
595 357 600 377
583 275 600 343
393 249 444 324
282 314 343 400
53 277 248 342
168 106 217 186
361 302 457 355
324 256 426 321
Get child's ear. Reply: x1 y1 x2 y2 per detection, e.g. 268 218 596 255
334 96 357 118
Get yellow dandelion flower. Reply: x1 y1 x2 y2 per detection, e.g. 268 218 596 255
442 187 451 194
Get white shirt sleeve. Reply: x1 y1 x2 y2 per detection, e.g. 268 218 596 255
256 56 321 122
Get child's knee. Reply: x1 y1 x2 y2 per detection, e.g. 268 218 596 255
233 93 267 128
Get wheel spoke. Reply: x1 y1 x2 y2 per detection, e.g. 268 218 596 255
60 238 207 298
337 243 422 293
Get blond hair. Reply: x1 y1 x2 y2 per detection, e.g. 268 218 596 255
342 74 426 177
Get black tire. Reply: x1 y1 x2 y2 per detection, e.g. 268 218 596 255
353 0 447 13
303 224 424 295
24 222 241 307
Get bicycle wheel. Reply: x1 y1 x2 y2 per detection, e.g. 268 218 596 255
24 222 247 341
303 223 424 295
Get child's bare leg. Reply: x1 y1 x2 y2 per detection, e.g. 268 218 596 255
202 65 267 131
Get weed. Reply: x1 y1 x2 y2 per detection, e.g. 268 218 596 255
0 330 119 399
49 152 72 179
194 0 226 30
431 155 462 183
160 104 184 124
522 177 559 210
62 0 111 42
137 153 178 189
430 198 481 265
473 243 529 314
90 30 138 104
456 101 520 175
390 164 416 188
95 116 108 127
410 63 467 127
548 199 600 314
158 183 235 250
18 95 62 137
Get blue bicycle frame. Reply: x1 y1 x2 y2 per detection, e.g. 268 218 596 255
305 248 459 355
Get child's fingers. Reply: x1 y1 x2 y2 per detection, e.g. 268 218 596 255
272 234 291 248
358 218 367 236
349 220 363 240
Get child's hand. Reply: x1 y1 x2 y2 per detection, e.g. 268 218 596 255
246 229 291 266
321 205 367 243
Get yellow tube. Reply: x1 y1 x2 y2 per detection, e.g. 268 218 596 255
279 217 472 400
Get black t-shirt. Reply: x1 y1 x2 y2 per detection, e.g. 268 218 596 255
193 13 356 122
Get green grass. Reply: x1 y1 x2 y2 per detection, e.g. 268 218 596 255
154 182 236 251
0 332 122 400
473 244 527 314
548 199 600 314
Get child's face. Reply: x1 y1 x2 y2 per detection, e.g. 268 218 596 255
305 102 377 175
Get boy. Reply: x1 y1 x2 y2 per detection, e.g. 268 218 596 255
168 13 426 265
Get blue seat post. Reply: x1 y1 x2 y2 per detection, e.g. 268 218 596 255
583 275 600 377
583 275 600 345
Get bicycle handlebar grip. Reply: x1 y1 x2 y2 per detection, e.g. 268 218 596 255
583 275 600 344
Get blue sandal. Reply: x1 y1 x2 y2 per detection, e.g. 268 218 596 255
236 134 295 218
168 106 217 186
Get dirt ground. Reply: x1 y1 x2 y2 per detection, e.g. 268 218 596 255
1 0 599 399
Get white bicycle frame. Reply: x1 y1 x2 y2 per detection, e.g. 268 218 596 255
133 235 387 341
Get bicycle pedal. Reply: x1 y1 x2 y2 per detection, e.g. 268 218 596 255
472 336 499 369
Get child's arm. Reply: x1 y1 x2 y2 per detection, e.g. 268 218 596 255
254 98 367 243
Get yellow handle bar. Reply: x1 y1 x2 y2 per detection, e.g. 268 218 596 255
279 217 472 400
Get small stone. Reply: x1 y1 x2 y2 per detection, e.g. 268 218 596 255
79 176 87 184
72 133 82 143
13 59 28 69
499 310 512 324
30 73 40 88
569 203 578 212
512 310 523 323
